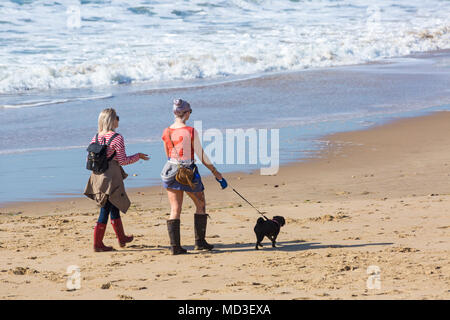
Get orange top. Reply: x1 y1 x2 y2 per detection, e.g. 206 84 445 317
161 126 195 160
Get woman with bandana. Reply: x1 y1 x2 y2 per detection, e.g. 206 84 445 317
161 99 223 255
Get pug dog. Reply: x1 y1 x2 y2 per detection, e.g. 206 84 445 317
254 216 286 250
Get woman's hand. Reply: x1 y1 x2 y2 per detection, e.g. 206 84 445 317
212 169 222 181
138 153 150 161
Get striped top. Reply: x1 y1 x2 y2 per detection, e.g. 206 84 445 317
90 132 139 166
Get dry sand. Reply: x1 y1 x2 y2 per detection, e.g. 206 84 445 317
1 111 449 300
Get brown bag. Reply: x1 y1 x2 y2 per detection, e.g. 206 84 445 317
175 165 197 189
167 128 197 189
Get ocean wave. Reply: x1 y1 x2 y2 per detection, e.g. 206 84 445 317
0 145 85 155
0 136 160 155
0 94 113 109
0 0 449 94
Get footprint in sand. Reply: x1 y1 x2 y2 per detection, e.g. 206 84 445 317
101 282 112 289
9 267 39 275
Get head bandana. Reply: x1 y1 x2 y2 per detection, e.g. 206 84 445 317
173 99 192 117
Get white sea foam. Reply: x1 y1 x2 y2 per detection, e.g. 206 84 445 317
0 0 449 94
0 93 113 108
0 145 85 155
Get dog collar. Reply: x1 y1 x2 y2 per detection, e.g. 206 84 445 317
271 219 280 226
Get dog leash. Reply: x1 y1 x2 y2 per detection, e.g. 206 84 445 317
217 178 269 221
231 187 270 221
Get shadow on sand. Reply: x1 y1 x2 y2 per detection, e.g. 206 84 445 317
208 240 394 253
114 240 394 254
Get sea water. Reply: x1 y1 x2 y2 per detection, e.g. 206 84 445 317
0 0 449 93
0 0 449 203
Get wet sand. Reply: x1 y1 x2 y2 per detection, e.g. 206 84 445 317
1 111 449 300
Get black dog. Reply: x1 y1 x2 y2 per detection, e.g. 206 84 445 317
254 216 286 250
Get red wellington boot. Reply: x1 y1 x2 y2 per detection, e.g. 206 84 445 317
111 218 134 247
93 222 113 252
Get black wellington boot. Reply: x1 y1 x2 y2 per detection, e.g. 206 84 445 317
167 219 188 255
194 214 214 250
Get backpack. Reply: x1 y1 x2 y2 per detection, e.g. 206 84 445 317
86 133 119 174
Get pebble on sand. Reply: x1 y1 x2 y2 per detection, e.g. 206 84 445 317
101 282 112 289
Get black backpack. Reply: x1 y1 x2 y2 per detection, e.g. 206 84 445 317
86 133 119 174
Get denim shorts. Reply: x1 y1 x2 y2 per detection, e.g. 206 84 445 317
162 163 205 192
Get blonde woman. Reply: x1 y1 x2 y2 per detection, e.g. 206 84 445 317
84 108 149 252
161 99 223 255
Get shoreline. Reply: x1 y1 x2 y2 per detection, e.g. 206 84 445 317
2 48 450 204
1 110 449 299
2 108 449 213
5 48 450 107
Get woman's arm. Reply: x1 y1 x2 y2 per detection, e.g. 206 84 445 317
163 140 170 158
111 134 140 166
193 129 222 180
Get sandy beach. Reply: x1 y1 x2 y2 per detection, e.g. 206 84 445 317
1 110 449 300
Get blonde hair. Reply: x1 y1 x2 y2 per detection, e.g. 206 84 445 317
98 108 117 133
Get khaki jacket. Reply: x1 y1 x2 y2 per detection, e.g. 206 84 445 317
84 160 131 213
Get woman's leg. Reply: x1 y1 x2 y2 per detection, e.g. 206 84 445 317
185 191 206 214
109 203 120 220
110 202 133 247
166 188 187 254
98 201 112 224
186 191 213 250
167 188 184 219
94 201 113 252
